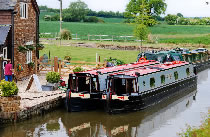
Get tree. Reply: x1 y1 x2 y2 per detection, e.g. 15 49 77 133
125 0 167 26
165 14 178 25
177 13 183 18
134 24 149 51
63 0 88 22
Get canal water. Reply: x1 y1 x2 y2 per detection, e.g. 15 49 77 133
0 69 209 137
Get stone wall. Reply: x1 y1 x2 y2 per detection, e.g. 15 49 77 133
0 96 21 123
13 0 38 80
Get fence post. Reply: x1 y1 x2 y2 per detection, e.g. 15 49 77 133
88 33 90 41
59 60 61 75
76 33 77 39
112 36 114 42
54 56 58 72
51 58 53 72
100 35 102 41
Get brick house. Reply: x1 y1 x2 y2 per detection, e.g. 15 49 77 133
0 0 39 80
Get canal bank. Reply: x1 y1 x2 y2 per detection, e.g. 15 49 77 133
0 75 66 124
0 69 209 137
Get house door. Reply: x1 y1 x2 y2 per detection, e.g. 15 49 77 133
1 47 8 79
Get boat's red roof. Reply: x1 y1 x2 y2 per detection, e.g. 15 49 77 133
110 61 189 77
81 61 159 75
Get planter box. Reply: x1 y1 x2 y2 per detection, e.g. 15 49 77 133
41 85 54 91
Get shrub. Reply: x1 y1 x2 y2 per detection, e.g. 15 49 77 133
0 80 18 97
60 29 72 40
46 72 61 83
73 67 84 73
84 16 99 23
106 58 125 66
64 56 72 61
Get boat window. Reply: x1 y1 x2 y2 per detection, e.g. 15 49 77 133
150 78 155 88
161 75 165 84
186 68 190 76
91 77 98 92
143 81 146 86
114 78 136 95
78 77 90 92
70 76 77 90
174 71 179 80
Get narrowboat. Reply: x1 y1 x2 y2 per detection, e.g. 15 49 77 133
102 60 197 114
137 48 210 72
66 60 160 112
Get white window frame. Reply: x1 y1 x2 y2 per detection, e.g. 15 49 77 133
26 51 32 64
3 47 7 59
20 2 28 19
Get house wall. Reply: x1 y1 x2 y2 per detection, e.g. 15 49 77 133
0 11 12 24
13 0 38 80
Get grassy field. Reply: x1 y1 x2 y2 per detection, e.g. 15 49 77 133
40 44 139 63
40 19 210 44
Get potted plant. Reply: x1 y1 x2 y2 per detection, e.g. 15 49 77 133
28 62 35 69
0 80 18 97
26 45 35 51
18 46 28 53
44 72 61 90
36 44 45 50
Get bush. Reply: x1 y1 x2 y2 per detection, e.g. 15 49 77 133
46 72 61 83
60 29 72 40
73 67 84 73
165 14 178 25
106 58 125 66
0 80 18 97
84 16 99 23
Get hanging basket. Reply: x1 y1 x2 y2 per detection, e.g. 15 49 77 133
17 64 23 72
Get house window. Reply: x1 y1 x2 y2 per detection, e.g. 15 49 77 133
3 47 7 59
20 3 28 19
26 51 32 64
161 75 165 84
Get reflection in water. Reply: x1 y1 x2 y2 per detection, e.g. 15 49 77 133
197 68 209 84
0 69 210 137
0 90 197 137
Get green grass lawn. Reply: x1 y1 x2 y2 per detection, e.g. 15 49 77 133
40 44 139 64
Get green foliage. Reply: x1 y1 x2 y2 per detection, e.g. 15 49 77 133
165 14 178 25
64 56 72 61
60 29 72 40
37 44 45 50
84 16 102 23
46 72 61 83
177 13 183 17
26 45 35 51
73 67 84 73
179 112 210 137
106 58 126 66
28 62 35 68
125 0 167 26
161 75 165 84
44 15 52 21
0 80 18 97
134 24 149 42
63 0 89 22
18 46 28 53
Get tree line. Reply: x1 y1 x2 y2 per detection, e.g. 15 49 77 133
165 14 210 25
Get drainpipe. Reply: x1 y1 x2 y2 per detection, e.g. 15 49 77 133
12 10 17 68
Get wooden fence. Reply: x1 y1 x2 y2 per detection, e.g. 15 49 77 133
40 33 137 42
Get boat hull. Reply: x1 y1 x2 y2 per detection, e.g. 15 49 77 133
66 92 103 112
194 59 210 73
105 76 197 114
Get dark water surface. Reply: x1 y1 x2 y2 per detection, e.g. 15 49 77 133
0 69 210 137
